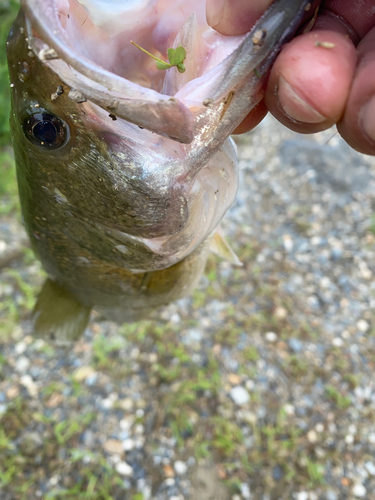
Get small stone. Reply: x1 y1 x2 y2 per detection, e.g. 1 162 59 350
365 461 375 475
240 482 251 499
307 430 317 443
6 385 20 399
326 490 337 500
265 331 277 342
73 366 95 382
228 373 241 385
315 423 324 433
20 375 38 397
115 461 133 476
46 393 64 408
275 306 287 319
122 439 135 451
289 338 303 353
104 439 123 455
283 234 294 252
296 493 308 500
348 424 357 434
345 434 354 444
164 464 174 477
357 320 369 333
332 337 343 347
174 460 187 475
165 478 175 486
119 398 133 411
368 433 375 444
230 386 250 405
352 483 367 497
15 341 27 354
284 404 295 415
15 356 30 373
134 424 144 434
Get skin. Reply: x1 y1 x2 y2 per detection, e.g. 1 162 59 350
206 0 375 156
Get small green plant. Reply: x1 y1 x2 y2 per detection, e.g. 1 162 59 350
131 41 187 72
325 385 351 409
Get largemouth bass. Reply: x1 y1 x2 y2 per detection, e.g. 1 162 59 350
7 0 312 342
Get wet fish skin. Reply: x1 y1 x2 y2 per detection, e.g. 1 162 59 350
7 1 311 340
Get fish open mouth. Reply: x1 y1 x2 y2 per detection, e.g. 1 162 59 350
21 0 312 143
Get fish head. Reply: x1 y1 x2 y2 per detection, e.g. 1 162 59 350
8 0 312 273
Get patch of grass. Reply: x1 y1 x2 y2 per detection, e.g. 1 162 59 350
0 0 19 146
325 385 351 409
92 334 125 370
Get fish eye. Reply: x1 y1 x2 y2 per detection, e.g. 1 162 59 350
24 111 69 150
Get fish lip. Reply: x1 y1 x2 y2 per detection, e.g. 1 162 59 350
21 0 195 144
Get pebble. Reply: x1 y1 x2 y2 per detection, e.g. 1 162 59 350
115 461 133 476
230 386 250 405
365 462 375 475
295 492 308 500
307 430 317 443
289 338 303 353
104 439 123 455
332 337 343 347
240 482 251 499
326 490 338 500
15 356 30 372
122 439 135 451
352 483 367 497
20 375 38 397
357 320 369 333
174 460 187 475
265 331 277 343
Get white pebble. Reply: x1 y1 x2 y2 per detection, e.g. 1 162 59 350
122 439 135 452
115 461 133 476
15 342 27 354
174 460 187 475
315 423 324 433
265 331 277 343
20 375 38 397
348 424 357 434
352 483 367 498
296 492 309 500
240 482 251 499
357 320 369 333
345 434 354 444
368 433 375 444
332 337 343 347
307 430 317 444
365 462 375 475
15 356 30 373
284 404 295 416
230 386 250 405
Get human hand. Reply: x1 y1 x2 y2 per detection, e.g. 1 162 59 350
206 0 375 156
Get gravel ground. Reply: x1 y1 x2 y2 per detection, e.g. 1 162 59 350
1 116 375 500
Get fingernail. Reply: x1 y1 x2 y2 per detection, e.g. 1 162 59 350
206 0 225 28
278 76 325 124
360 96 375 145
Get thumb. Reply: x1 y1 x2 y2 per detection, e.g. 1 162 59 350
206 0 273 35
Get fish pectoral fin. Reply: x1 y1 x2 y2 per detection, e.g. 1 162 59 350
31 279 91 345
210 229 243 267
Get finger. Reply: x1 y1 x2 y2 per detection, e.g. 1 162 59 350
338 26 375 155
206 0 273 36
264 30 357 134
264 0 375 135
232 100 268 135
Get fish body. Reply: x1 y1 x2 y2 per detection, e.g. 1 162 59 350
7 0 311 341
